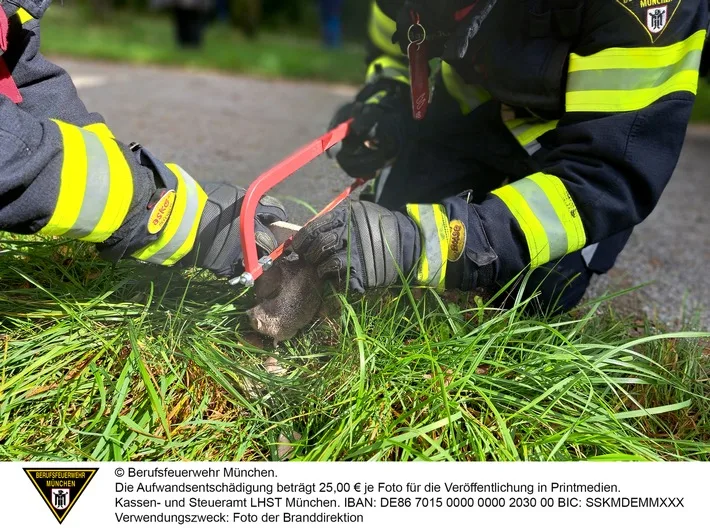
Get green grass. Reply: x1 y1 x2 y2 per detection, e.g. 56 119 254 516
0 237 708 461
40 6 366 85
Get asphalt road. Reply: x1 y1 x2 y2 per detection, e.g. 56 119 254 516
60 58 709 330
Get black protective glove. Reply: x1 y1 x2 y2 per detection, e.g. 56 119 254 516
328 77 412 178
178 183 287 278
291 200 421 293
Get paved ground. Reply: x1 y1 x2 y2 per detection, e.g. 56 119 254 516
60 58 709 330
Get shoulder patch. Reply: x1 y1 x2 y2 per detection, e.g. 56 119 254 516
616 0 681 42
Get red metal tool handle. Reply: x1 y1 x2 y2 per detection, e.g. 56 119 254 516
231 119 363 286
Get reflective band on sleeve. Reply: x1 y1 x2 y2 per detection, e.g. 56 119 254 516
83 123 116 140
406 204 450 289
41 120 133 243
366 55 410 85
492 173 587 268
566 30 706 112
132 164 207 266
68 129 111 239
505 119 559 156
365 90 388 105
368 1 402 57
15 8 33 24
441 62 490 115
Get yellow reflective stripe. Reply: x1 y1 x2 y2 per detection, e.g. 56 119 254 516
406 204 449 289
566 30 706 112
368 1 402 57
492 173 587 268
15 8 33 24
132 164 207 266
566 70 700 112
41 121 134 242
492 186 551 267
41 122 88 237
91 133 133 242
505 119 559 156
366 55 410 85
528 173 586 254
512 121 559 148
568 31 706 72
83 123 115 140
365 90 387 105
441 62 490 115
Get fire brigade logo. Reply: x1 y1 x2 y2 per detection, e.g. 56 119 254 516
616 0 679 42
24 468 98 524
647 5 668 33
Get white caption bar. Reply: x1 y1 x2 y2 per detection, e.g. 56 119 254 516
2 462 706 531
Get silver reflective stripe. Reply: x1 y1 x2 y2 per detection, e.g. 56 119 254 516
414 205 445 286
377 66 409 82
65 129 111 238
147 166 201 265
509 123 543 155
523 139 542 156
374 166 392 203
581 243 599 267
567 49 702 92
509 179 568 260
507 120 558 156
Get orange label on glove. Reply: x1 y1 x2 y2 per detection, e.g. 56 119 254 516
448 220 466 262
147 190 176 234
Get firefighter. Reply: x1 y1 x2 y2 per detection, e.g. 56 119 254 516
0 1 286 278
293 0 708 312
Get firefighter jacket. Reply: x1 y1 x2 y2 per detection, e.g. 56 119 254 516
0 0 207 266
365 0 708 290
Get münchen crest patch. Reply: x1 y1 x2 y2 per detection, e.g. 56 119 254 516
24 468 98 524
616 0 680 42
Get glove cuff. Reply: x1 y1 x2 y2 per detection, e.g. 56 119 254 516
98 147 207 266
404 203 451 289
441 195 498 290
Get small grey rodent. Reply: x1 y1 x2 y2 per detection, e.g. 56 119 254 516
246 255 323 345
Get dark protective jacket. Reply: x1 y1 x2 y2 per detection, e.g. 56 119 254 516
0 0 207 266
365 0 708 289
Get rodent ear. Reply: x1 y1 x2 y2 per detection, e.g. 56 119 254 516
253 264 284 301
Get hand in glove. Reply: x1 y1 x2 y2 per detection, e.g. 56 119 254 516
291 200 420 292
177 183 287 278
329 77 412 178
97 147 287 278
292 198 498 293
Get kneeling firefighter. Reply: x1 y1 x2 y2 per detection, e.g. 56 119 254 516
0 0 286 277
292 0 709 312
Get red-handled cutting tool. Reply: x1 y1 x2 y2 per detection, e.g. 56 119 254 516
229 119 367 288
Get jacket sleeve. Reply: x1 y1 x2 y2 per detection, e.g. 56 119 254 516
0 9 207 266
6 10 105 128
437 0 707 289
363 0 412 88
